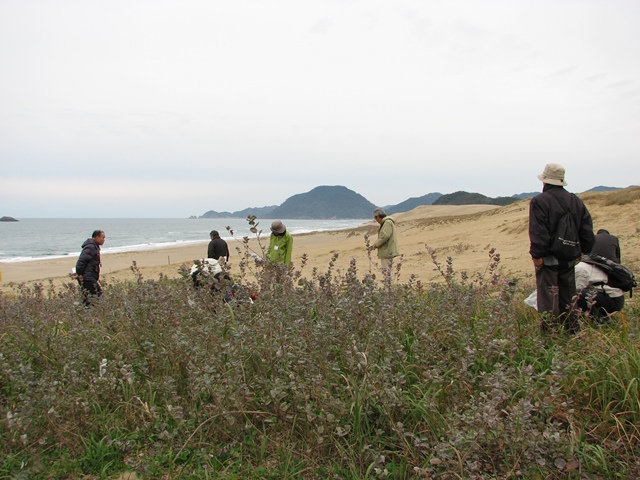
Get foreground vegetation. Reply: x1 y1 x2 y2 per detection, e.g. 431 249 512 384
1 245 639 479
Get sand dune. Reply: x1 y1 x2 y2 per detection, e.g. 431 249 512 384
1 189 638 293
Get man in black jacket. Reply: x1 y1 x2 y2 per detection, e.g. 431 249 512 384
207 230 230 262
75 230 106 306
529 164 595 333
591 229 621 263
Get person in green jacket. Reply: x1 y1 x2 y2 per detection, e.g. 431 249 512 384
267 220 293 265
371 208 399 271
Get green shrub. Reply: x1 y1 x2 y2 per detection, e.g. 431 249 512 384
1 243 639 479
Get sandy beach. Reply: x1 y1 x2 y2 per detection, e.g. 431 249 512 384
2 190 639 294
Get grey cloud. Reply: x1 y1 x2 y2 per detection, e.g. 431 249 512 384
400 8 433 37
309 17 333 34
583 73 606 83
620 89 640 99
604 80 634 89
546 66 577 78
500 34 532 53
451 18 486 38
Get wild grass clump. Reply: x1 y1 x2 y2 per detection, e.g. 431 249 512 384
602 186 640 206
1 233 639 478
582 186 640 206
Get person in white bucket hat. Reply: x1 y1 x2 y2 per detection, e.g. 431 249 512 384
528 163 595 334
536 162 568 186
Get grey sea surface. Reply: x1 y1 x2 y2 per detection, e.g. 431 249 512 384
0 218 368 263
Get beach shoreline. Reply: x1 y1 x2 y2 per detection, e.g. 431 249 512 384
3 196 638 293
0 228 379 288
0 205 520 289
0 239 213 286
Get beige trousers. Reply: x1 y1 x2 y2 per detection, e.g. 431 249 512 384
380 257 394 271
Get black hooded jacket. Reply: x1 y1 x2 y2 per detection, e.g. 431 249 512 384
529 184 595 260
75 238 101 282
591 231 621 263
207 233 230 260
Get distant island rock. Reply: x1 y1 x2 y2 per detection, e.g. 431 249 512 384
0 216 18 222
200 205 278 219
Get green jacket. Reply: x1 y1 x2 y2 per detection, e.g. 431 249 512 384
267 231 293 265
375 217 399 259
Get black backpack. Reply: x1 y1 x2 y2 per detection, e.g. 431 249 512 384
582 253 637 297
549 193 581 261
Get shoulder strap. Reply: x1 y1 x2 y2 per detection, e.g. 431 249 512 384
546 188 573 215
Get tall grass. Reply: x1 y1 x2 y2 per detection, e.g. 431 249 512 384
1 241 639 479
581 186 640 206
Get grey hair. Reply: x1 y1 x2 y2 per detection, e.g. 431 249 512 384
373 208 387 218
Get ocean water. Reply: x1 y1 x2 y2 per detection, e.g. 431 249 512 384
0 218 369 263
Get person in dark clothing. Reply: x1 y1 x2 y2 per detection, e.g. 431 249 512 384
75 230 106 306
590 229 621 263
578 229 624 325
529 164 595 334
574 259 625 324
207 230 230 262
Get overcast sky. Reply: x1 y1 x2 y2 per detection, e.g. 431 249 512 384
1 0 639 218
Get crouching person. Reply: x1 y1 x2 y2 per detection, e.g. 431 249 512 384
190 258 233 302
190 259 257 304
575 259 624 325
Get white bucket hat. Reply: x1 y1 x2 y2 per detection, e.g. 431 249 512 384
537 163 567 186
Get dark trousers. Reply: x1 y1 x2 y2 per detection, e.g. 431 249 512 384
576 288 624 321
536 262 578 333
81 280 103 306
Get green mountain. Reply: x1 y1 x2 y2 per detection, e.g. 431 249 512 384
512 192 539 200
196 184 629 219
385 193 442 214
433 191 519 206
269 186 375 219
585 186 623 192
